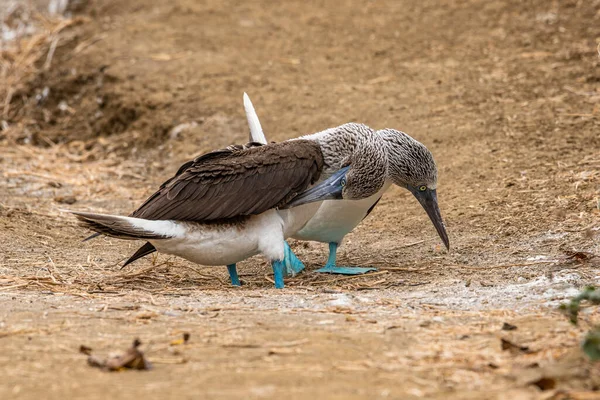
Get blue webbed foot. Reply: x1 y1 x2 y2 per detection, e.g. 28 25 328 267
227 264 241 286
314 242 377 275
282 241 305 277
272 260 285 289
315 265 376 275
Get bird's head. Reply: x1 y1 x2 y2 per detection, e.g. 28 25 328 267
379 128 449 250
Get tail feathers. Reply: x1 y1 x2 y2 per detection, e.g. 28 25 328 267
68 211 177 240
122 242 157 268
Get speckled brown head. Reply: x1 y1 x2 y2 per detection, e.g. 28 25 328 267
379 128 449 250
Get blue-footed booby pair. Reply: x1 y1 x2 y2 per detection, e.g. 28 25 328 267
69 96 449 289
68 122 391 288
242 93 449 276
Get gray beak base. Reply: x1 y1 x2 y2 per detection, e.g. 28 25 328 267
283 166 349 209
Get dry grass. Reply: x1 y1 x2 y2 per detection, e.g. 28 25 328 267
1 3 86 127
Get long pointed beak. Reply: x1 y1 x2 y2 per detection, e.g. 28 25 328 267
282 166 349 209
412 189 450 250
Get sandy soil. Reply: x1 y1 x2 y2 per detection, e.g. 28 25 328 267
1 0 600 398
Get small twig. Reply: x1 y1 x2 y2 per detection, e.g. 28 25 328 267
73 34 107 54
380 266 429 272
176 264 225 283
311 270 389 285
263 339 309 348
398 239 425 248
458 260 559 270
0 282 30 291
221 343 261 348
115 262 169 278
2 87 14 119
560 113 595 117
47 256 64 284
149 358 187 365
43 35 60 70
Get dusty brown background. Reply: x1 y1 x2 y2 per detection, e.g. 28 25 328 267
1 0 599 399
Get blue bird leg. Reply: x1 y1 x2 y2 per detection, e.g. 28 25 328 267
272 260 285 289
315 242 377 275
282 241 305 277
227 264 241 286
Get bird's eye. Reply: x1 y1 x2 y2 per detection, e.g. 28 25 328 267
419 185 427 192
340 178 347 187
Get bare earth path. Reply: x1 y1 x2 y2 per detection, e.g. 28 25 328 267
1 0 599 398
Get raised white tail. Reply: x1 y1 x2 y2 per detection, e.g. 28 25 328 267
243 92 268 145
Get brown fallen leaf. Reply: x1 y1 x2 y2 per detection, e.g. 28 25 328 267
530 377 556 391
82 338 152 371
502 322 517 331
501 338 531 354
564 250 597 263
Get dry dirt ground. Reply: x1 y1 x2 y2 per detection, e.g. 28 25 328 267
1 0 600 399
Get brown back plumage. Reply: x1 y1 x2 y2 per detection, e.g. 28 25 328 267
131 140 324 221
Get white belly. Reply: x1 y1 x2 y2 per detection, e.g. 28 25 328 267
151 220 259 266
293 182 391 244
149 203 321 266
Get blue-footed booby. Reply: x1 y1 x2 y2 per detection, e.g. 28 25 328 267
67 123 388 289
242 93 449 275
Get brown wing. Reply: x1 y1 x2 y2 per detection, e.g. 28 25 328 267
131 140 323 221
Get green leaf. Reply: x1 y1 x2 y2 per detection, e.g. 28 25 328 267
582 328 600 361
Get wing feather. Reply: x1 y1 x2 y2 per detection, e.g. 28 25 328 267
130 140 323 221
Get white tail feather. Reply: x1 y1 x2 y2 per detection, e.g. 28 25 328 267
243 92 267 144
65 210 185 239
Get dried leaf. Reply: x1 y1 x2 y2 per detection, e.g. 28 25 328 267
83 338 151 371
501 338 531 354
564 250 597 263
104 339 151 371
502 322 517 331
530 377 556 391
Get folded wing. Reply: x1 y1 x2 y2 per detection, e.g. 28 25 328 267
131 140 324 221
